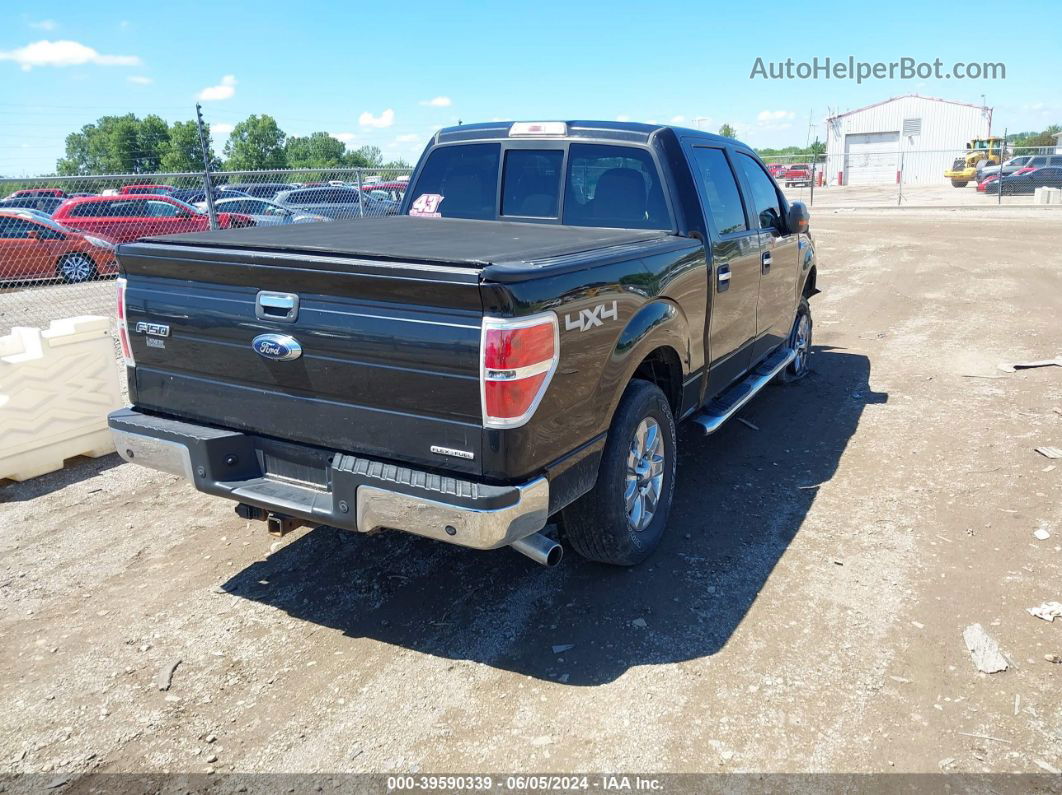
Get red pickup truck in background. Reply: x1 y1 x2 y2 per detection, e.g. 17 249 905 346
781 164 812 188
53 195 253 243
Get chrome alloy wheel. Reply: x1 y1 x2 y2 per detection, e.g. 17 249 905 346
59 254 94 283
624 417 666 532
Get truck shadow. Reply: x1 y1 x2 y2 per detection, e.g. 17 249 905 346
222 347 885 685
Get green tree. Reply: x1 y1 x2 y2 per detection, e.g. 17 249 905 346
223 114 287 170
718 123 736 138
160 120 215 173
284 132 347 168
136 114 171 172
57 114 144 175
346 145 382 168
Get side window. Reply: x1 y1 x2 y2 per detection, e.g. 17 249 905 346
501 149 563 218
735 153 784 232
409 143 501 220
689 148 748 236
145 200 179 218
70 201 101 218
1029 157 1047 167
0 216 31 238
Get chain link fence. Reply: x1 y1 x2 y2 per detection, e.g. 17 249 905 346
0 168 412 333
4 146 1062 333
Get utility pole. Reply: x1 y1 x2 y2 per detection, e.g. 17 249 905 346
998 127 1006 207
194 103 219 231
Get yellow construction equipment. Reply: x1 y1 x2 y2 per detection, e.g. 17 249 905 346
945 137 1004 187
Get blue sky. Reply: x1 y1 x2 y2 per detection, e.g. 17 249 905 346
1 0 1059 176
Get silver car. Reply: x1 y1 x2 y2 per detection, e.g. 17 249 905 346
198 197 329 226
272 186 398 220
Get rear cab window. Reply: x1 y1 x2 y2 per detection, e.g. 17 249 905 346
407 141 671 229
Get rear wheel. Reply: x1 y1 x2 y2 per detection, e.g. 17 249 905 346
777 297 812 383
57 253 97 284
950 179 968 188
561 380 676 566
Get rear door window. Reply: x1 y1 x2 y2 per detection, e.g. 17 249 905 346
689 147 748 236
501 150 563 218
563 144 670 229
409 143 500 220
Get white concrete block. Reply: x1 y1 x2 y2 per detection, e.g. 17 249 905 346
0 316 123 482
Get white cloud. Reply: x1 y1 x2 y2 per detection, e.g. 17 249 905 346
197 74 236 101
395 133 420 143
615 114 630 122
0 40 141 70
330 131 356 143
670 115 686 124
419 96 451 107
756 109 795 123
29 19 57 31
212 122 235 136
127 75 152 85
359 108 395 129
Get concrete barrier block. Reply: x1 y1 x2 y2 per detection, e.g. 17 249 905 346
0 316 122 482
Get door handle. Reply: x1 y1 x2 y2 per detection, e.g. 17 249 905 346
761 251 772 274
716 264 731 292
256 291 300 322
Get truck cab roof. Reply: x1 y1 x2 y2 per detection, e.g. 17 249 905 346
433 120 739 149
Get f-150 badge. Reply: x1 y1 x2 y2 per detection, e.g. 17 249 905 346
565 301 618 332
252 334 303 361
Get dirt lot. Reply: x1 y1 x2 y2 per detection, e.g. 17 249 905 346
1 211 1060 779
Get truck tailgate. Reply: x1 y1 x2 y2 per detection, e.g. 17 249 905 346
119 238 485 476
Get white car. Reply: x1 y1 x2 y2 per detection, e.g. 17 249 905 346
195 197 329 226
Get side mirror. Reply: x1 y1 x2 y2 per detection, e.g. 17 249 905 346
27 229 41 240
787 201 810 234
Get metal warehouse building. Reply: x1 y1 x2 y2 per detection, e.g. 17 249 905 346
824 94 993 186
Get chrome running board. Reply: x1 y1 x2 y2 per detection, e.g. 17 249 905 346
692 347 796 435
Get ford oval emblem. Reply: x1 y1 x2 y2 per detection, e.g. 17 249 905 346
252 333 302 361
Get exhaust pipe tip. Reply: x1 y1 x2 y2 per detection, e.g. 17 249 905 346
511 532 564 567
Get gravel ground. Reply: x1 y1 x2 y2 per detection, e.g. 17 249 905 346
1 211 1060 779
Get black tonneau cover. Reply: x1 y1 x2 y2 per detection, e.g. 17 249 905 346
141 215 673 268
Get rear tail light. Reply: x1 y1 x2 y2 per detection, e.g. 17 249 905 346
481 312 559 428
116 277 134 367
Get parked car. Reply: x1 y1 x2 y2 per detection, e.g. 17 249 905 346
781 163 812 187
201 197 329 226
274 186 399 219
224 183 298 200
109 119 816 568
4 188 67 199
3 207 57 224
0 196 66 215
977 154 1062 184
360 181 408 203
52 195 254 243
977 166 1036 192
120 184 175 195
170 187 250 205
975 155 1033 184
0 210 117 284
766 163 787 178
984 166 1062 195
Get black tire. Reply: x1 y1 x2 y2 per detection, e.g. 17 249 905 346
777 297 812 384
951 180 968 188
561 380 677 566
56 253 98 284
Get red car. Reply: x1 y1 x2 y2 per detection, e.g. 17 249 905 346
120 184 175 195
360 181 408 203
766 163 787 178
977 167 1035 192
0 210 118 284
5 188 68 199
52 195 254 243
781 164 812 187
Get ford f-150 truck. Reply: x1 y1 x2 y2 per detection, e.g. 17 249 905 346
108 120 817 567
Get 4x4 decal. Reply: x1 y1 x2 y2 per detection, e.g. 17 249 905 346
565 301 618 332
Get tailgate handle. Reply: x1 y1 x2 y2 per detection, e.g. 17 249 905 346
256 291 299 322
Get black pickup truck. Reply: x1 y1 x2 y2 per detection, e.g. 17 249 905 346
109 120 817 567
